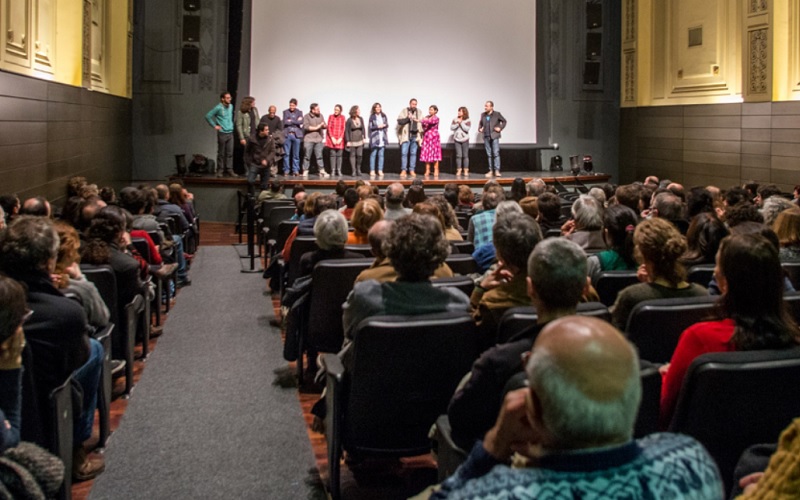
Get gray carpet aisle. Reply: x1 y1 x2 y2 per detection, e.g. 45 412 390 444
89 246 318 499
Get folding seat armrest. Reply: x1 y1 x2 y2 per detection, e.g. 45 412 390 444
321 353 345 382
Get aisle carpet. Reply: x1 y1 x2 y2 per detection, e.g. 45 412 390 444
89 246 320 499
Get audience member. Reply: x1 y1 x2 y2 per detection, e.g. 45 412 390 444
297 210 362 278
404 184 426 208
755 183 781 207
588 186 607 207
725 202 764 227
535 192 564 232
448 238 589 448
0 275 26 453
0 195 19 226
586 204 638 286
258 180 287 202
518 196 538 220
652 192 685 223
612 218 707 329
19 197 51 218
154 184 190 233
67 176 88 198
760 196 794 227
561 195 606 251
456 185 475 212
383 183 411 220
772 206 800 261
615 184 642 214
679 212 729 268
525 178 546 197
347 198 383 244
508 178 526 202
429 195 463 240
436 317 723 499
340 188 359 220
660 233 800 427
467 191 500 247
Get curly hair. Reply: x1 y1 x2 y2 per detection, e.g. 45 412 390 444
86 206 126 245
634 217 687 285
0 216 59 277
385 213 450 282
53 220 81 274
351 198 384 236
412 202 446 232
429 195 458 230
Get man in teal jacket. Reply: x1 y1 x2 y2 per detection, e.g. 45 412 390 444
205 91 236 177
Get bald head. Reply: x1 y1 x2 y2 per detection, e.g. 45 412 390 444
367 219 393 258
527 316 640 449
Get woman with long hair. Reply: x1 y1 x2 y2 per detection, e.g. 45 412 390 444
345 105 365 177
347 198 384 244
368 103 389 178
325 104 346 177
451 106 471 176
772 206 800 261
680 212 729 267
586 204 638 286
660 233 800 426
612 217 707 329
420 105 442 177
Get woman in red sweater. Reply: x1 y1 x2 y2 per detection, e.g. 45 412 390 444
660 233 800 427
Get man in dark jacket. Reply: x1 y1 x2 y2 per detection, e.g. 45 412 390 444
245 122 276 195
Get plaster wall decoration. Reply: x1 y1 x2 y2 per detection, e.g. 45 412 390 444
198 4 215 91
547 0 563 99
82 0 91 87
749 28 768 93
33 0 55 73
624 52 636 102
625 0 635 42
749 0 768 14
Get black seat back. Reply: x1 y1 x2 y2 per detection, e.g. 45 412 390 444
307 259 374 353
595 271 639 306
343 244 372 258
626 295 718 363
345 313 478 453
444 254 478 275
130 237 152 263
286 236 318 287
81 264 119 327
272 220 299 257
260 199 295 221
449 240 474 255
687 264 715 287
635 365 662 439
496 302 610 344
431 276 475 297
782 261 800 289
50 376 74 500
669 347 800 492
267 206 297 235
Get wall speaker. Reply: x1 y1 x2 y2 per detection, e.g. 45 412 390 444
184 0 200 11
583 62 600 85
586 33 602 59
586 2 602 28
181 46 200 74
183 16 200 42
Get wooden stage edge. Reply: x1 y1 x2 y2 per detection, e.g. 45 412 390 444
171 172 611 190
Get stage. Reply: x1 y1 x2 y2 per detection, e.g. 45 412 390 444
172 171 612 222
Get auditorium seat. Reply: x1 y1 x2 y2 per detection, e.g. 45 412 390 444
284 236 318 290
321 312 477 500
261 206 296 255
449 240 474 255
782 261 800 289
49 376 75 500
444 254 478 275
635 364 661 439
594 271 639 307
343 244 372 258
668 346 800 493
496 303 610 344
544 228 562 239
625 295 717 363
687 264 715 287
431 275 475 297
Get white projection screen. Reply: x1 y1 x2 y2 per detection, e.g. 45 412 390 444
250 0 537 145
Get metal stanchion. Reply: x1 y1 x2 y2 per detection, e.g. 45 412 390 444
240 193 262 273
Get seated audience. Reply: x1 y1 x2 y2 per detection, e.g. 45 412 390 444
347 198 383 244
586 204 639 286
99 186 116 205
518 196 538 220
467 191 500 247
456 185 474 212
404 183 426 208
168 183 196 228
772 206 800 261
19 197 51 218
153 184 190 233
0 216 104 480
755 183 781 207
471 212 542 349
612 218 707 329
760 196 794 227
652 192 686 229
429 195 463 240
526 178 546 197
615 184 643 214
383 183 411 220
0 275 26 453
448 238 589 448
660 233 800 427
686 187 715 219
258 180 287 202
679 212 729 268
0 195 20 226
588 186 607 207
562 195 606 251
724 201 764 227
297 210 362 278
535 192 564 232
340 188 358 220
508 178 526 202
436 316 723 499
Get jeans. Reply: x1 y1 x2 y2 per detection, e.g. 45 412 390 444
348 146 363 176
484 137 501 171
455 141 470 169
302 141 324 173
329 148 343 174
173 235 188 280
72 338 103 443
247 162 269 193
369 146 385 173
283 134 301 174
217 132 233 173
400 140 418 173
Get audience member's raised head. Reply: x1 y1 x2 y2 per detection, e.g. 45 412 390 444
313 210 349 250
405 184 426 208
614 184 642 213
686 187 715 218
67 176 88 198
51 220 82 289
527 237 588 312
86 206 127 245
526 178 547 197
0 195 19 225
480 191 501 211
334 180 347 197
526 316 641 449
291 184 306 199
724 187 750 207
118 187 145 215
760 196 795 227
536 192 562 223
314 194 337 216
509 178 526 202
429 195 459 232
20 196 51 218
588 187 606 207
725 202 764 227
0 274 26 345
155 184 170 201
169 183 187 206
412 202 445 232
385 213 449 282
342 188 359 210
652 192 684 221
351 198 384 236
0 216 59 278
457 185 474 207
302 192 321 218
77 196 107 232
602 204 638 268
493 212 541 274
59 196 85 227
644 175 659 188
755 183 781 207
519 196 539 219
666 182 685 201
680 212 729 267
772 206 800 250
571 195 603 231
634 217 687 285
495 200 523 219
367 219 393 259
356 185 371 201
385 183 405 208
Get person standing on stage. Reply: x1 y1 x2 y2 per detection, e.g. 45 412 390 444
302 103 328 178
451 106 471 176
235 96 259 176
282 98 304 176
205 91 236 177
396 98 423 178
479 100 507 177
259 105 284 177
420 105 442 177
345 105 366 177
245 122 276 195
368 103 389 179
326 104 346 177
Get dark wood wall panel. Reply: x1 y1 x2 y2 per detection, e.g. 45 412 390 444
620 103 800 191
0 70 132 205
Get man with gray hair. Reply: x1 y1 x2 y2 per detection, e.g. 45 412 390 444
449 238 590 447
652 191 685 222
435 316 722 499
383 183 411 221
526 178 547 197
562 194 605 251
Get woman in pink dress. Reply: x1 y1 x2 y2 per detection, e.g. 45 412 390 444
420 105 442 177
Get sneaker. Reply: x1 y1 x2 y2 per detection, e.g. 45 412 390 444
369 172 376 178
485 171 494 178
302 171 309 178
410 171 416 178
399 171 407 178
73 447 105 482
320 170 330 178
378 171 384 178
177 278 192 288
495 171 502 177
456 169 462 176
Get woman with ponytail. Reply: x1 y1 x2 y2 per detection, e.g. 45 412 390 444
611 217 708 329
586 204 639 286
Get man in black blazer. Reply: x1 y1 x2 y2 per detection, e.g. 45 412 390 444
478 101 507 178
447 238 589 449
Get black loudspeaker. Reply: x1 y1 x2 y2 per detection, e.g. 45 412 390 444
583 62 600 85
181 46 200 74
550 155 563 171
183 16 200 42
184 0 200 11
586 33 602 59
586 2 602 28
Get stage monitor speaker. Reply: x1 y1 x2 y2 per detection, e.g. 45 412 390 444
181 46 200 74
184 0 200 11
586 2 602 28
583 62 600 85
586 33 602 59
183 15 200 42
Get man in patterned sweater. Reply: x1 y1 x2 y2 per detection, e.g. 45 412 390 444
432 316 723 499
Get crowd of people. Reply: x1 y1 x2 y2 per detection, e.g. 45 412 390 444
268 175 800 498
0 176 198 489
205 94 508 190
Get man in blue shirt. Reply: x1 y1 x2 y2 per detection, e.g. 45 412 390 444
205 91 236 177
478 101 506 178
282 98 304 176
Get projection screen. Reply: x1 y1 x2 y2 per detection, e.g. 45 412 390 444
250 0 536 145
